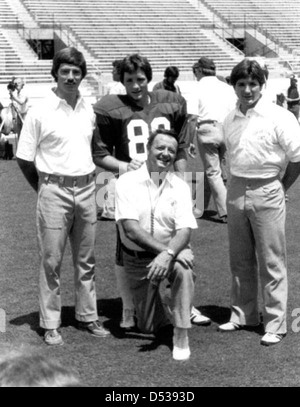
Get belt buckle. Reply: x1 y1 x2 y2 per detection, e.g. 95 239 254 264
73 177 77 187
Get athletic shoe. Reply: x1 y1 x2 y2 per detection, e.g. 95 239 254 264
219 215 228 223
78 320 110 337
218 322 241 332
172 327 190 361
120 308 135 329
218 321 260 332
260 332 285 346
190 307 211 326
172 346 191 361
44 329 64 346
193 207 203 219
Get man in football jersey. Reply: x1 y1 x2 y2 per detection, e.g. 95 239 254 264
93 53 211 329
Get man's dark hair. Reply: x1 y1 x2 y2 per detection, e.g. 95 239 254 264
197 57 216 77
112 59 123 75
147 128 179 149
164 66 180 79
230 58 266 87
51 47 87 82
120 54 152 84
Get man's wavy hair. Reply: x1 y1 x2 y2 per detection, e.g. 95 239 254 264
230 58 267 87
120 54 152 84
51 47 87 82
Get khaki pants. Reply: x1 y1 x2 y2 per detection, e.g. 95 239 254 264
227 176 287 334
123 250 195 333
37 177 98 329
197 122 227 217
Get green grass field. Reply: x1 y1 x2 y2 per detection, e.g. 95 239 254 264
1 158 300 388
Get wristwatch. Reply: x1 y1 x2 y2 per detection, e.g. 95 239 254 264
165 248 175 258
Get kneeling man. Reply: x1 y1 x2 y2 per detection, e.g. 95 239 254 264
115 129 197 361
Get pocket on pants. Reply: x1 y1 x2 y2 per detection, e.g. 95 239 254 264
37 183 66 229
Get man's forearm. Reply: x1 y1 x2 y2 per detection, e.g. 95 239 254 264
122 220 191 256
93 154 128 174
121 220 167 253
281 161 300 192
174 148 187 178
16 158 39 192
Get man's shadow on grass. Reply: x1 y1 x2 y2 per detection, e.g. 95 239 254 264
9 301 264 350
200 210 227 224
197 305 264 335
9 298 162 345
9 298 124 339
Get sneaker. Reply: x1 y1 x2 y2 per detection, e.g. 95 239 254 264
219 215 228 223
78 320 110 337
120 308 135 329
172 346 191 361
190 307 211 326
173 328 190 361
261 332 285 346
218 322 241 332
193 207 203 219
44 329 64 346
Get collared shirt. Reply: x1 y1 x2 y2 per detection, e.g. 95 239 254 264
115 164 198 251
189 76 237 121
223 97 300 178
16 89 96 176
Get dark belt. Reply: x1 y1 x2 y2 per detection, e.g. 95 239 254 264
39 171 96 188
121 244 156 259
198 119 219 126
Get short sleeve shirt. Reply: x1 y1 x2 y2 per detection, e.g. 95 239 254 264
223 97 300 178
16 89 96 176
115 164 198 250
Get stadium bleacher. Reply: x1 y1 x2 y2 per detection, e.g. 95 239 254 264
0 0 299 99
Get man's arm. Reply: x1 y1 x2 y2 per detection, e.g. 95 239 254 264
16 158 39 192
281 161 300 192
174 148 187 177
121 219 191 281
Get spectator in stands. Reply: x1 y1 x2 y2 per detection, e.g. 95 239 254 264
105 59 126 95
115 128 197 361
16 47 110 346
152 66 181 94
189 56 236 223
218 59 300 346
93 53 210 330
0 351 83 387
286 74 300 121
8 77 29 137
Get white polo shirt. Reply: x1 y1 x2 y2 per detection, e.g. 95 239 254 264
223 97 300 179
16 89 96 176
189 76 237 121
115 164 198 251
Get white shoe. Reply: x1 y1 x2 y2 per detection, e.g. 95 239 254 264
190 307 211 326
120 308 135 329
261 332 285 346
193 207 203 219
218 322 241 332
172 346 191 361
173 328 190 361
44 329 64 346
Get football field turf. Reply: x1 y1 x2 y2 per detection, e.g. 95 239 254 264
1 159 300 387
